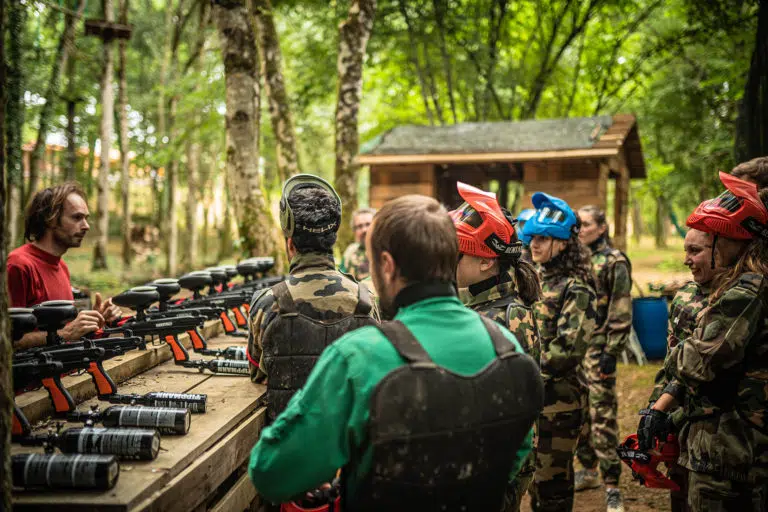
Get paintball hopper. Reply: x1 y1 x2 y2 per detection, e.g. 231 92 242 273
617 433 680 491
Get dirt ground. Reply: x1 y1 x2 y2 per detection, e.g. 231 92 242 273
521 362 673 512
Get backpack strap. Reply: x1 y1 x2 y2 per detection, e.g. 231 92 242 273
478 315 516 357
272 280 298 316
354 282 373 317
377 321 433 364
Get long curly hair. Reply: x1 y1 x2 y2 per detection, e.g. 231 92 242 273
544 218 597 289
711 189 768 300
498 256 541 305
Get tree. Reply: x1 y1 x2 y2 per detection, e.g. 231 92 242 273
27 0 87 204
0 2 12 507
92 0 116 270
118 0 132 268
334 0 376 251
254 0 300 182
214 0 277 258
5 0 24 247
735 0 768 161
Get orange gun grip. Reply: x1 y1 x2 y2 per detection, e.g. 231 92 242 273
233 307 247 327
220 312 236 333
88 362 116 395
42 377 74 413
243 303 251 313
165 334 189 361
188 328 207 350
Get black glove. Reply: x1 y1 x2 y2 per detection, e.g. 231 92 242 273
599 352 617 375
638 408 671 451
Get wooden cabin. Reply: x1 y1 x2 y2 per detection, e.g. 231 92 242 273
356 114 646 250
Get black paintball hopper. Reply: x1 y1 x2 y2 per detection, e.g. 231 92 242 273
149 278 181 303
178 271 212 293
10 308 37 341
32 301 78 331
113 286 160 311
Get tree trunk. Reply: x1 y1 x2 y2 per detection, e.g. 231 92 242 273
214 0 277 258
165 99 179 276
254 0 300 182
118 0 131 268
334 0 376 251
6 1 25 247
654 195 668 249
28 0 87 204
631 195 643 245
92 0 116 270
186 140 200 271
64 35 77 182
0 1 13 506
735 0 768 162
155 3 174 233
86 130 97 199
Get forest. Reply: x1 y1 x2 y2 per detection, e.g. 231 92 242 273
0 0 766 278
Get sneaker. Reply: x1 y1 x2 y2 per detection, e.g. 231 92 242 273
606 488 625 512
574 468 601 491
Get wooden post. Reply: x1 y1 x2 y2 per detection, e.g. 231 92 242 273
613 152 630 251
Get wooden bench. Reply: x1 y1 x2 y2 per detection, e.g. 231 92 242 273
12 332 266 512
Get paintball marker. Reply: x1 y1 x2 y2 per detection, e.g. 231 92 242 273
18 423 161 461
110 286 205 363
103 391 207 413
617 433 681 491
12 453 120 490
68 404 191 435
180 358 250 376
175 270 249 337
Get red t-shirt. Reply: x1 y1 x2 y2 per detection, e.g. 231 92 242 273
7 243 74 307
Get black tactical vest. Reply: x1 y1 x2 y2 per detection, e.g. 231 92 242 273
262 280 375 423
343 316 544 511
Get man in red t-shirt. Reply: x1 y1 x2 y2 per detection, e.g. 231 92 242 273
8 182 121 350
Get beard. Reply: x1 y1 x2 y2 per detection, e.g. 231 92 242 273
53 228 84 248
371 264 396 320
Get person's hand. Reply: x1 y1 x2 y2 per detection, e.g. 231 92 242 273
58 310 105 340
598 352 617 379
94 293 122 324
638 408 671 451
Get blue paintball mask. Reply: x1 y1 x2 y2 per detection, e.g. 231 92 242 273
521 192 578 241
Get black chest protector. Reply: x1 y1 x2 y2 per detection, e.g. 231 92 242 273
262 280 375 423
343 316 544 511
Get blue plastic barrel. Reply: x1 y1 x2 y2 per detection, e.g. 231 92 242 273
632 298 669 360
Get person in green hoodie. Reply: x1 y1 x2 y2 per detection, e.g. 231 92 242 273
451 182 542 511
249 194 544 511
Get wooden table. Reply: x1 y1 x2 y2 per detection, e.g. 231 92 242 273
12 332 266 512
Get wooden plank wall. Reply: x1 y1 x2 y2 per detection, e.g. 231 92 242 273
369 164 435 208
521 159 606 211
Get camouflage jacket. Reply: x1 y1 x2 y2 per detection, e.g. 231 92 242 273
648 281 709 405
458 271 541 362
588 238 633 356
664 272 768 480
340 242 370 281
247 252 379 382
535 263 597 412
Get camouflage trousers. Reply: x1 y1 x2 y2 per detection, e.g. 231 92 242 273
531 407 584 512
687 471 767 511
670 463 690 512
501 455 534 512
575 344 621 485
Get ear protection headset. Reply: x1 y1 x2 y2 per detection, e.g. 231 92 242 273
279 174 342 238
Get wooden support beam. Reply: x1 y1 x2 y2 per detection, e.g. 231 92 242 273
84 19 132 40
209 472 260 512
356 148 619 166
613 150 630 251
